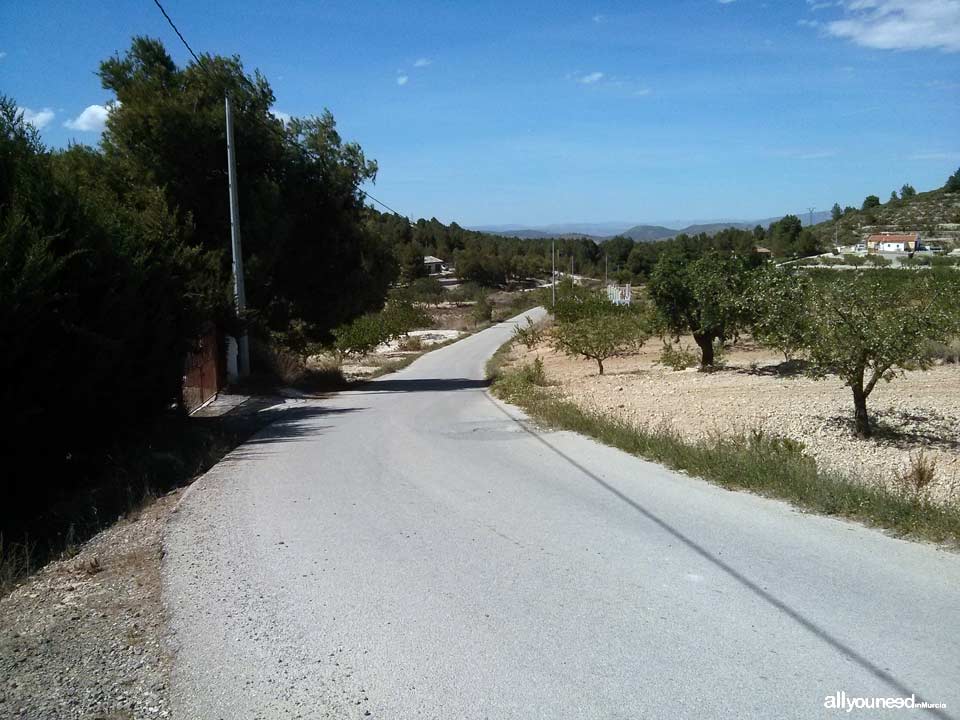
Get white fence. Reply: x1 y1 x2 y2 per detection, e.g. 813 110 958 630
607 284 632 305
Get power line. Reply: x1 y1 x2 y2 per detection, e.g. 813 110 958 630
151 0 202 66
148 0 411 222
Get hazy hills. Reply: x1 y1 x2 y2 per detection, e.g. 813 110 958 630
472 211 832 242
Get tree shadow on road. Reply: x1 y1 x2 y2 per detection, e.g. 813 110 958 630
348 377 491 394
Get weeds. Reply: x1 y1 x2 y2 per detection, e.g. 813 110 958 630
0 535 35 595
896 452 937 498
657 341 699 371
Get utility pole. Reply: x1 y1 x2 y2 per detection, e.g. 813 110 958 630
807 207 815 227
551 239 556 307
225 95 250 378
605 254 608 285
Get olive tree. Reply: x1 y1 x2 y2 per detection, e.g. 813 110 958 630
801 272 960 438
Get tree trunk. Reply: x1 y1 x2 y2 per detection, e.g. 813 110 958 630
693 333 714 368
852 384 871 438
597 358 604 375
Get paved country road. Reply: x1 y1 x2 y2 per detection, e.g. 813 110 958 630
164 308 959 720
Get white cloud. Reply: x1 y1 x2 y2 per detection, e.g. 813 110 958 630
718 0 737 4
825 0 960 52
396 74 409 86
592 13 605 22
0 51 7 60
64 104 114 132
16 106 55 129
271 109 291 124
413 57 432 67
578 71 605 84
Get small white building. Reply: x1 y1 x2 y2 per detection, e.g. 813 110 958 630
423 256 445 275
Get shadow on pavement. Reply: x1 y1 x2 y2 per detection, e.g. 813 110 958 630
350 377 491 394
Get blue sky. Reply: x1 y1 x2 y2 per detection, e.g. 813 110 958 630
2 0 959 227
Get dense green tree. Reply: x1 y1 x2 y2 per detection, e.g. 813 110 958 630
900 183 916 198
862 195 881 210
945 168 960 193
99 36 395 341
831 203 843 222
648 248 749 367
768 215 803 256
1 95 211 530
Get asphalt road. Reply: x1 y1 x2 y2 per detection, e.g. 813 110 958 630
164 308 960 720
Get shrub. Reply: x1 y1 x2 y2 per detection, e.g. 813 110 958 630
472 295 493 324
923 338 960 363
518 357 548 386
895 452 937 499
398 335 423 351
864 255 892 267
513 317 544 350
332 300 430 357
658 342 699 370
407 276 445 304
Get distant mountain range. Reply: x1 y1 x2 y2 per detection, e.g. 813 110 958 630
471 211 832 242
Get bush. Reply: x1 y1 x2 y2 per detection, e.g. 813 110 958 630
923 338 960 363
406 276 445 304
513 317 544 350
472 295 493 324
658 342 699 370
863 254 892 267
332 300 430 357
518 357 548 386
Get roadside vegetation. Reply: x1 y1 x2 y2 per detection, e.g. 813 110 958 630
489 359 960 545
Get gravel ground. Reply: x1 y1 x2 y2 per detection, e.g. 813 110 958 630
508 337 960 505
0 491 180 720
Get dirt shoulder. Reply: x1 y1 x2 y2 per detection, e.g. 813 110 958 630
0 489 179 719
505 336 960 506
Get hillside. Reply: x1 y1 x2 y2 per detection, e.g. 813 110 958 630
810 184 960 248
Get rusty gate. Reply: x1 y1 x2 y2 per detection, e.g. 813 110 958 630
183 328 222 413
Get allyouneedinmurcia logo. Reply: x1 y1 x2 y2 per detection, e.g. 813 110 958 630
824 691 947 713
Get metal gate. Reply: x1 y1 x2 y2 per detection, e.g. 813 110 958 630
607 284 632 305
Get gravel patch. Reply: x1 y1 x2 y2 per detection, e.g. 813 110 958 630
508 338 960 505
0 491 180 719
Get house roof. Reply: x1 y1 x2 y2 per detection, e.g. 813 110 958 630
866 234 919 244
423 255 444 264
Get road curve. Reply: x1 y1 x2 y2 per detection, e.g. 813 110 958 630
164 308 959 719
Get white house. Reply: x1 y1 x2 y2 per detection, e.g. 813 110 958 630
865 233 920 253
423 256 445 275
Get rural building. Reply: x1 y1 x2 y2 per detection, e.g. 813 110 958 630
423 256 445 275
865 232 920 253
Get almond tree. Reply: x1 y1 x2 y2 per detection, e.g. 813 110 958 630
801 272 960 438
551 296 649 375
